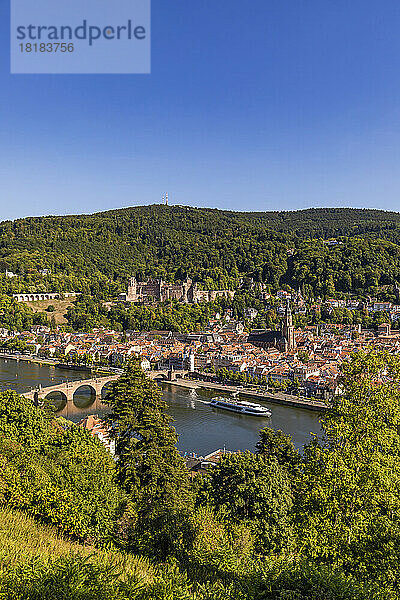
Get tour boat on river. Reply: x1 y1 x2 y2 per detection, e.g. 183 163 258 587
210 397 272 417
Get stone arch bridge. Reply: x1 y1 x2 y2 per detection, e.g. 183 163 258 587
22 375 120 416
22 371 186 417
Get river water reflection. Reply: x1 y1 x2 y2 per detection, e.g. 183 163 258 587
0 358 322 455
163 383 322 455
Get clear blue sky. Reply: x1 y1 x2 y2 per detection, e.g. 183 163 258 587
2 1 400 220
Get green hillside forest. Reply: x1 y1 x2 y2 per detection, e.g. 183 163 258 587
1 205 400 297
1 352 400 598
2 204 400 332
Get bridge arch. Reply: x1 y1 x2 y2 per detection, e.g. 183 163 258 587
45 390 67 412
73 384 96 409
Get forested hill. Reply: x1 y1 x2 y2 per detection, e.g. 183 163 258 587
98 205 400 240
248 207 400 239
1 204 400 298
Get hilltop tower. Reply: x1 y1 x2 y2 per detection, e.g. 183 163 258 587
282 299 296 350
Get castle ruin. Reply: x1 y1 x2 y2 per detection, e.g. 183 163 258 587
120 277 235 304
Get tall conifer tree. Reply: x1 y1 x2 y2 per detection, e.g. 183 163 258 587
105 361 193 555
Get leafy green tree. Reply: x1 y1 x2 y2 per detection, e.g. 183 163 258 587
297 351 400 589
255 560 384 600
256 427 301 479
187 506 255 575
203 451 293 553
0 390 52 451
0 338 33 354
0 391 121 544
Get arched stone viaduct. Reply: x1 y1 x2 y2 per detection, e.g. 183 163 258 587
13 292 80 303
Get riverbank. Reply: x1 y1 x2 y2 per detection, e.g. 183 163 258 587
0 354 91 371
0 354 120 376
165 378 328 412
0 353 57 366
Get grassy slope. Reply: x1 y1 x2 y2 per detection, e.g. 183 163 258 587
28 298 75 324
0 507 87 567
0 507 154 583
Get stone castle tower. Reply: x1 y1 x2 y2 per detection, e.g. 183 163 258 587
282 300 296 350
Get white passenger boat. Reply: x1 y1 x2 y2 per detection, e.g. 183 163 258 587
210 397 271 417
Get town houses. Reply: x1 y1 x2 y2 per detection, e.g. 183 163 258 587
3 287 400 401
76 415 115 455
2 285 400 403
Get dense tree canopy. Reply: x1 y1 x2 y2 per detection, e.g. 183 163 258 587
3 206 400 332
297 351 400 589
201 451 293 553
2 205 400 303
65 295 227 333
256 427 302 479
0 390 122 544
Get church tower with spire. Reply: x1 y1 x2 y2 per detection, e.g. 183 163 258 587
282 299 296 350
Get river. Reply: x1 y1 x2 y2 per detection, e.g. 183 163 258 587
0 358 322 455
